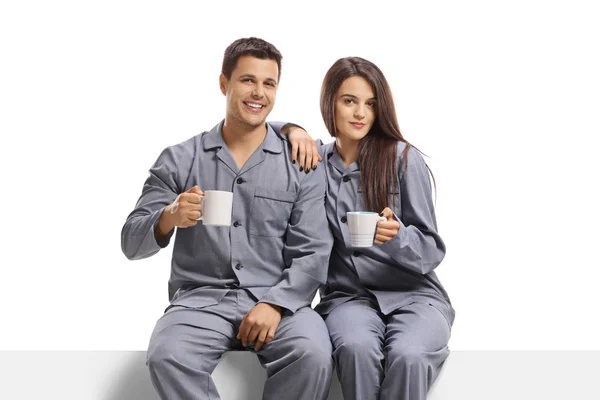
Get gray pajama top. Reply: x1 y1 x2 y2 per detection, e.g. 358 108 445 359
315 140 453 320
121 121 333 313
269 120 453 322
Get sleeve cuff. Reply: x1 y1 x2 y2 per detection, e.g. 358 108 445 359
376 215 411 256
152 208 174 248
257 300 290 314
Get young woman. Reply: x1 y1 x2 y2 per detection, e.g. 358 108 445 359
274 57 454 400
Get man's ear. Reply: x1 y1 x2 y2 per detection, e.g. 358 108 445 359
219 73 227 95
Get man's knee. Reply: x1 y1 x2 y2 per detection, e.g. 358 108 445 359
146 328 195 375
147 333 177 372
293 336 333 370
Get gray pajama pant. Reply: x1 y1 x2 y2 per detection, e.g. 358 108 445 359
325 298 452 400
147 289 333 400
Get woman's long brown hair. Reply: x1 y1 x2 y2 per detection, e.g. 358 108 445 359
320 57 417 212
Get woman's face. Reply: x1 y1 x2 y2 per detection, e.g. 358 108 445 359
334 76 376 142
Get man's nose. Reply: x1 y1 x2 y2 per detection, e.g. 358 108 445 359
252 84 265 98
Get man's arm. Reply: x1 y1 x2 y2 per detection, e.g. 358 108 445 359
236 149 333 350
258 165 333 313
121 139 195 260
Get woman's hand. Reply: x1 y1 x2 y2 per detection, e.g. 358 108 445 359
284 125 322 173
374 207 401 244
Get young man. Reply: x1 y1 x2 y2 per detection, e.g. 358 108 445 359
121 37 333 400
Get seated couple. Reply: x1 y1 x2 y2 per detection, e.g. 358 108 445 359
121 37 454 400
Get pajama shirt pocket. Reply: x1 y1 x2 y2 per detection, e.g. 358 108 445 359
250 186 297 237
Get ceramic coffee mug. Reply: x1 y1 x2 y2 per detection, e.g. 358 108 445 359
346 211 386 247
198 190 233 226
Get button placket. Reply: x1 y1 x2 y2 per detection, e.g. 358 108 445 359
231 175 246 229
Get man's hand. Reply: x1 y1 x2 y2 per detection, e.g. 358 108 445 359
374 207 401 245
237 303 282 351
156 185 204 237
284 125 322 173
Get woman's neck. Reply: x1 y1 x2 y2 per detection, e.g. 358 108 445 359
335 136 360 168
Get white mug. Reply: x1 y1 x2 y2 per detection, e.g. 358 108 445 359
198 190 233 226
346 211 386 247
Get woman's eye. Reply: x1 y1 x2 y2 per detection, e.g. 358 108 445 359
344 99 354 104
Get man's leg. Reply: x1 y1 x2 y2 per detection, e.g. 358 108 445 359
146 292 238 400
325 299 386 400
379 301 452 400
256 306 333 400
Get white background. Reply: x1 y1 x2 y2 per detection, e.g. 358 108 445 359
1 0 598 350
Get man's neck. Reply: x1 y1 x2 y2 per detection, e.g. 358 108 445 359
222 118 268 169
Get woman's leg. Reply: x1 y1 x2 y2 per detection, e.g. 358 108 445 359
325 299 386 400
380 302 452 400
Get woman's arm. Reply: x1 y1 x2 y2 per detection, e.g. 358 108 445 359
269 122 323 171
369 147 446 275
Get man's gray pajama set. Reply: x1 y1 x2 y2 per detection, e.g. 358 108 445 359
122 121 334 400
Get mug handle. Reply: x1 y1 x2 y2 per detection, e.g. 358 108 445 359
373 216 387 242
196 196 205 221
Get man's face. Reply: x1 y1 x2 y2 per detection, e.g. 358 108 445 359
220 55 279 130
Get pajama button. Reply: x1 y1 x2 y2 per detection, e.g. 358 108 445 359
341 216 347 223
343 176 350 182
233 221 241 227
235 264 243 270
236 178 245 184
353 251 361 257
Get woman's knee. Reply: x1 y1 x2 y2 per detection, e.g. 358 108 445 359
333 333 383 362
386 342 448 372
